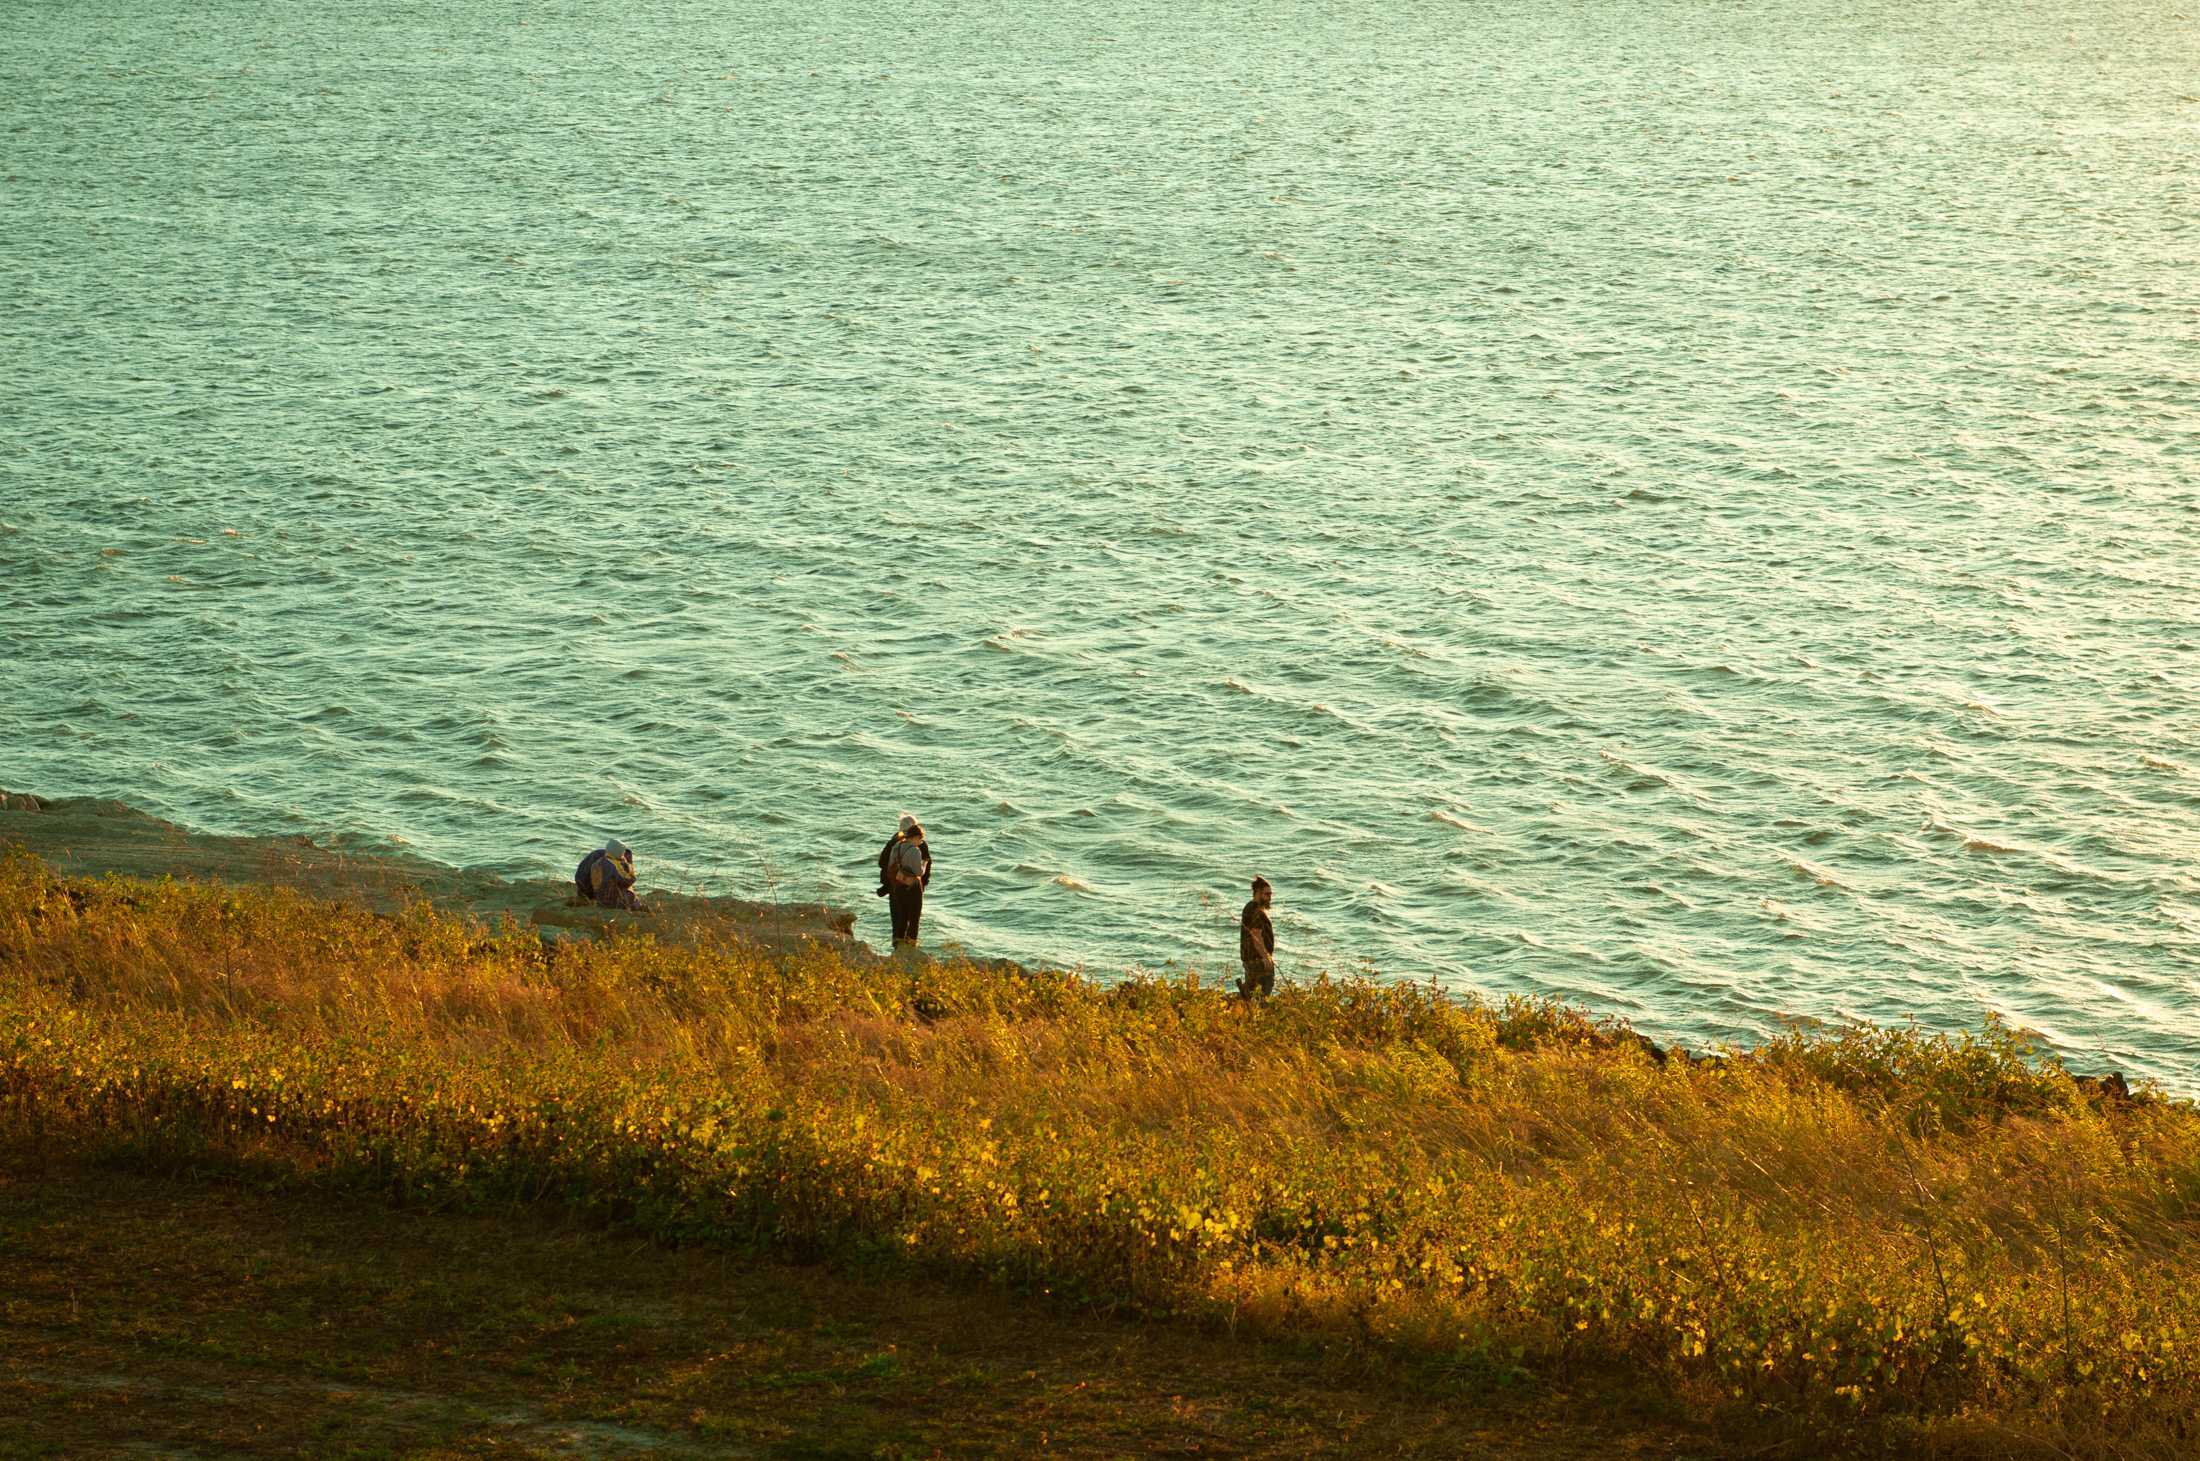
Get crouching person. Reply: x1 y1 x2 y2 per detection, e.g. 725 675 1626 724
575 838 644 912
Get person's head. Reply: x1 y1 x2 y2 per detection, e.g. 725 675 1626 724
899 812 921 839
1252 876 1272 907
605 838 632 866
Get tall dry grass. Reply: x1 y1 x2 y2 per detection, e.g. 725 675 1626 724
2 852 2194 1456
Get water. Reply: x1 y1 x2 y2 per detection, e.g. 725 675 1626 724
5 0 2197 1091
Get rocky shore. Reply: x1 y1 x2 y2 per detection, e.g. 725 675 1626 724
0 790 857 953
0 788 2149 1100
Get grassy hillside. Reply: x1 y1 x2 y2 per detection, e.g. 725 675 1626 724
4 1164 1717 1458
3 852 2194 1457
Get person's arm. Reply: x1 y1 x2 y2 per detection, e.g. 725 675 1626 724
920 843 932 887
617 857 647 911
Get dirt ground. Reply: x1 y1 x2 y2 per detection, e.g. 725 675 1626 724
0 1160 1731 1459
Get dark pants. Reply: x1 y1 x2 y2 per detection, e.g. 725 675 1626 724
1239 958 1275 999
889 887 924 945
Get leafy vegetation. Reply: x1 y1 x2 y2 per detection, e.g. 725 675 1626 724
10 1164 1652 1458
3 853 2194 1457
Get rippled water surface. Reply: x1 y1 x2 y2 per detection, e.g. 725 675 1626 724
5 0 2197 1088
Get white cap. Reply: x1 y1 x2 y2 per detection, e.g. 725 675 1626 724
898 813 917 834
604 838 631 860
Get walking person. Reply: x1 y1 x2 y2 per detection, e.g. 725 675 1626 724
1238 876 1276 998
877 813 932 948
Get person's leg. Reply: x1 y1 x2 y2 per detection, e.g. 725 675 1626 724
906 890 922 944
889 889 913 944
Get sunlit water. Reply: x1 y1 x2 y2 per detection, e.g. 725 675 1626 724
5 0 2197 1090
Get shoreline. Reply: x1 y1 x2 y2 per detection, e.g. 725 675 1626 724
0 788 2153 1099
0 789 859 954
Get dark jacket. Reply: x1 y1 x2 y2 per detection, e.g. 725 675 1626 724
575 849 638 909
878 833 932 892
1240 899 1275 967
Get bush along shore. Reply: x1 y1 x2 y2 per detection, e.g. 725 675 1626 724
3 851 2195 1458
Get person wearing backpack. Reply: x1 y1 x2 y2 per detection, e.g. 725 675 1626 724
1238 876 1276 998
876 813 932 947
575 838 644 912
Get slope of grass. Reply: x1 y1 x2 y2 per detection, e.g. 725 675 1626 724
3 853 2195 1457
0 1159 1704 1458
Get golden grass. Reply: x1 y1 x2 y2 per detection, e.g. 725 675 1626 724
3 852 2195 1457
